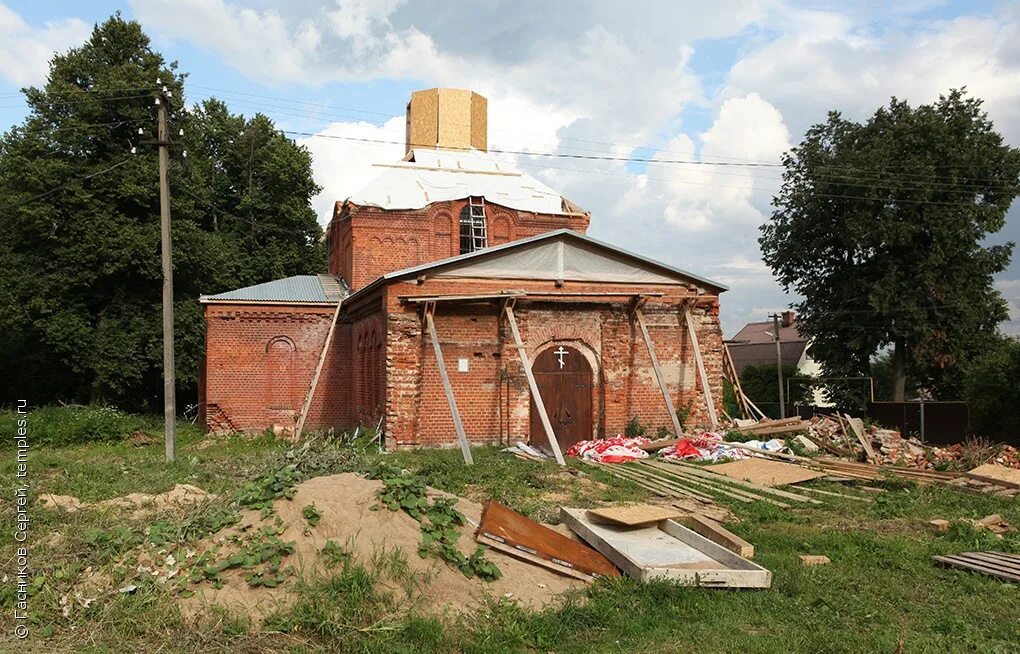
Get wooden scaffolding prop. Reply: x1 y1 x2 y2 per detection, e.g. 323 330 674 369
503 300 566 466
722 341 767 421
632 304 685 438
423 301 474 465
294 297 344 440
681 302 719 430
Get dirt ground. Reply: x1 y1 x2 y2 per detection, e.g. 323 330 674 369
181 473 586 623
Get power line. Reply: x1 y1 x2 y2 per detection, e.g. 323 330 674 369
0 157 134 213
7 85 1017 188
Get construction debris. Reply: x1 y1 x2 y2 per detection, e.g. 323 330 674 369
933 551 1020 583
586 505 684 527
680 514 755 558
972 514 1012 535
927 519 951 533
565 436 651 463
799 555 831 567
475 501 619 581
560 508 772 587
707 458 827 487
966 463 1020 489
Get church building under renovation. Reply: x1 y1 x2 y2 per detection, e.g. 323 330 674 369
199 88 728 457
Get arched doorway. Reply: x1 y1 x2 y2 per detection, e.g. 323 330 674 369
530 345 593 452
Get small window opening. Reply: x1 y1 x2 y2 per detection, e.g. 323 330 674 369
459 196 487 254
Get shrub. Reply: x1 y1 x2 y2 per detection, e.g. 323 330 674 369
0 405 136 447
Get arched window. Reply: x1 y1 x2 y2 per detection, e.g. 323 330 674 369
266 336 296 410
459 197 487 254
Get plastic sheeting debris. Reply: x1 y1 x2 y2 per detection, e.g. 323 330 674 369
566 436 651 464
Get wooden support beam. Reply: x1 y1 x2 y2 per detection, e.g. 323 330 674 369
633 307 685 438
503 304 565 465
680 514 755 558
294 298 343 439
425 308 473 465
662 459 822 504
683 305 719 429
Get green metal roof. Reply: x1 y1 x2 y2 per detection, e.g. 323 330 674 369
200 274 346 304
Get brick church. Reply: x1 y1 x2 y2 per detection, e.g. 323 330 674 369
199 88 728 456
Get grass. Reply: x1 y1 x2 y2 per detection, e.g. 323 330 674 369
3 410 1019 652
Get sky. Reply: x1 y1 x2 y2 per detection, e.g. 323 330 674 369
1 0 1019 337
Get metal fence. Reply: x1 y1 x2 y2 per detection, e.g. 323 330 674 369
866 401 969 445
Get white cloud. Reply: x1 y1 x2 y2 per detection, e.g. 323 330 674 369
127 0 1020 338
297 116 405 223
0 4 89 86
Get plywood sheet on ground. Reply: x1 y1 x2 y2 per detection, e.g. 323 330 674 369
967 464 1020 488
478 500 620 579
587 505 684 527
708 458 826 487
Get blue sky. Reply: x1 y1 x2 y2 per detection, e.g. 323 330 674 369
1 0 1018 337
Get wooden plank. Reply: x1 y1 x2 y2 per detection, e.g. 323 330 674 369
294 298 343 439
636 463 762 505
602 462 718 503
634 308 685 437
680 514 754 558
795 486 873 502
661 460 822 504
587 505 685 527
960 552 1020 575
933 554 1020 582
966 464 1020 489
477 500 619 579
707 458 827 487
723 343 764 420
846 415 877 462
639 461 786 507
639 437 679 453
682 306 719 429
504 305 565 465
730 421 811 437
560 509 771 588
732 417 804 432
425 312 473 465
477 534 594 582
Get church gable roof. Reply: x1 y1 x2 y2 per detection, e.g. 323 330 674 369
349 229 727 301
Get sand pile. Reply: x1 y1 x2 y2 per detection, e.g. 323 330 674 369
39 484 215 516
181 473 584 622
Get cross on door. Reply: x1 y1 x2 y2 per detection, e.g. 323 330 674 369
554 346 569 369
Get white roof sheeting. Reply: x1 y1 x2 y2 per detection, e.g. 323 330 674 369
348 148 572 215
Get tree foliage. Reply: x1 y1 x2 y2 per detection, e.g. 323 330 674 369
760 91 1019 401
963 336 1020 438
0 15 325 410
739 363 812 419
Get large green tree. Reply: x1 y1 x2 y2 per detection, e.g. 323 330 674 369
0 15 324 410
963 336 1020 438
760 91 1019 402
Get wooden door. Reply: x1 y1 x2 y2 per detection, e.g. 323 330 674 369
530 345 593 452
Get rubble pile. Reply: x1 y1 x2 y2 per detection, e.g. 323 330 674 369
802 415 1020 471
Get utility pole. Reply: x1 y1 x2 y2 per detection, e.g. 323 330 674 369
157 87 176 462
770 313 786 419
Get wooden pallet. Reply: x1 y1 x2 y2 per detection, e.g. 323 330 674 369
933 551 1020 583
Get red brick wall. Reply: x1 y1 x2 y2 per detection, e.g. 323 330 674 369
202 303 344 434
327 199 590 291
376 277 723 449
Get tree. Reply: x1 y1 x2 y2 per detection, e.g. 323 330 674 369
739 363 812 419
760 91 1018 402
963 336 1020 438
0 14 324 410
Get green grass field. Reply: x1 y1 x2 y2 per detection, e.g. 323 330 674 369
2 410 1019 653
